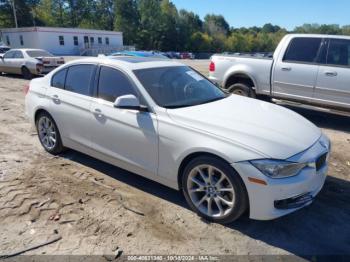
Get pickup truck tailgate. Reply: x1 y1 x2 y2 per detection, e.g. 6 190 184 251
209 54 273 95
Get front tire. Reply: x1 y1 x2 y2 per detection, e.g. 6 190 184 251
182 156 248 224
36 112 65 155
228 83 255 98
21 67 32 80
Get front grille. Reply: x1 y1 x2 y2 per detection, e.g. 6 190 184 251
316 152 327 171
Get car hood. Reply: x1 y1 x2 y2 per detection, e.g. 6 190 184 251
166 95 321 159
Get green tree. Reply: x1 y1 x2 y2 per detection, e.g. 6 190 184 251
114 0 139 45
158 0 178 51
189 31 212 52
0 0 40 27
262 23 280 33
203 14 230 36
177 9 202 50
138 0 163 50
0 0 15 28
342 25 350 35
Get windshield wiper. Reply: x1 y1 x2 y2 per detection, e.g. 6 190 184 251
195 96 226 106
164 96 226 109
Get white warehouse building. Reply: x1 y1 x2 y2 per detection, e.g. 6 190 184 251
0 27 124 56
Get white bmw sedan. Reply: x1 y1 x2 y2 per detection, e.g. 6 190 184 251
25 57 330 223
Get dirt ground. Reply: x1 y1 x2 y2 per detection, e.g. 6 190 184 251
0 59 349 259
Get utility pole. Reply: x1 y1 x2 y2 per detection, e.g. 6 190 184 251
11 0 18 28
31 9 36 27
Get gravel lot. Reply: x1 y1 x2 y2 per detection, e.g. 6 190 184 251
0 59 349 259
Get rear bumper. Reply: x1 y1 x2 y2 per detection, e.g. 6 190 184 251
34 66 59 75
232 135 330 220
38 66 58 75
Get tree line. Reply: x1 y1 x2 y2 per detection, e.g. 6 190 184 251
1 0 350 53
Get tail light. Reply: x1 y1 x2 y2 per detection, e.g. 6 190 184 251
209 61 215 72
57 60 65 65
23 84 30 95
43 60 50 65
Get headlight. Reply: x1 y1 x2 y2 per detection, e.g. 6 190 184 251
250 160 308 179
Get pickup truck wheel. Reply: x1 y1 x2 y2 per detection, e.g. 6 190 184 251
21 67 32 80
182 156 248 224
228 83 256 98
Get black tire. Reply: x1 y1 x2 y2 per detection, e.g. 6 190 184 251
35 111 65 155
228 83 256 98
21 67 32 80
182 156 248 224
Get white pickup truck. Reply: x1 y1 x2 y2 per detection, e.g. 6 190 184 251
209 34 350 114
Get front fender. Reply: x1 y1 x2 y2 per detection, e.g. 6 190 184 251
157 115 266 188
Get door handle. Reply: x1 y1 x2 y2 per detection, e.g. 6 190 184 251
281 67 292 71
324 71 337 77
52 94 60 103
93 108 104 118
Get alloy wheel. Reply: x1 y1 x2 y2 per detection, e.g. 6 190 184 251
38 116 57 150
186 164 235 218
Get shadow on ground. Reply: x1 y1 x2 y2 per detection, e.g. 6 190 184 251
284 106 350 133
62 148 350 257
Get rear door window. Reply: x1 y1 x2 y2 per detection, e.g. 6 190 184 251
65 65 95 96
283 37 322 63
51 68 67 89
97 66 137 102
326 39 350 67
14 51 24 59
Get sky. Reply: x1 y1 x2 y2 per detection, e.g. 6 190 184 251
171 0 350 30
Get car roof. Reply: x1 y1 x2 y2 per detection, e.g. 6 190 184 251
286 33 350 40
9 48 48 52
65 56 185 70
111 50 169 59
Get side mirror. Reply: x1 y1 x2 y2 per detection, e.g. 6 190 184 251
113 94 148 112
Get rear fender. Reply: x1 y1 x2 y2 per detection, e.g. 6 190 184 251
223 65 258 90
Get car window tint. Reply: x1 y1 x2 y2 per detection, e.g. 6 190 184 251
51 68 67 89
14 51 23 59
4 51 15 59
65 65 95 96
327 39 350 66
98 66 137 102
283 38 322 63
134 66 225 108
0 48 10 53
26 50 53 57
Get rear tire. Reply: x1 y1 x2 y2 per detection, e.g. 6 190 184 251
35 112 65 155
21 67 32 80
182 156 248 224
228 83 256 98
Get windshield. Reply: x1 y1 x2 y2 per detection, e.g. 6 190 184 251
26 50 53 57
133 66 226 108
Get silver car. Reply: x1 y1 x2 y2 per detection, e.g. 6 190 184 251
0 49 65 79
